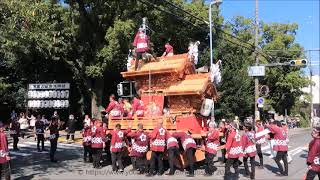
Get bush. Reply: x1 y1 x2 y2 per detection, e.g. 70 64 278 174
300 112 310 128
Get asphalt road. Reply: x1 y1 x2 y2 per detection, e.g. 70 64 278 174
7 128 312 180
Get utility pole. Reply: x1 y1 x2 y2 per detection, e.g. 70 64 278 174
285 109 287 123
254 0 259 128
306 49 320 118
209 0 222 67
209 3 213 66
209 0 222 123
309 50 314 122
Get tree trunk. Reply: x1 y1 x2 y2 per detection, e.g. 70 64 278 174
89 78 104 119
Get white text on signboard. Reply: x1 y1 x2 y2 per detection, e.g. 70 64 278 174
248 66 265 77
28 83 70 90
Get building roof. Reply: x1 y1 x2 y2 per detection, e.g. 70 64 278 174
163 74 211 96
121 53 189 78
121 53 218 99
138 73 218 98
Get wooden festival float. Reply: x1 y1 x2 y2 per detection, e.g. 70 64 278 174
108 53 219 165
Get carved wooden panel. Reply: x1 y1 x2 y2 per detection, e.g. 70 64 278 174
135 73 180 92
168 95 202 114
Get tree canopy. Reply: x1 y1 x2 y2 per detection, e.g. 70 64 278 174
0 0 310 121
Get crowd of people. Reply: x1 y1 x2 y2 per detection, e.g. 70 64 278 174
0 112 62 179
81 118 199 177
102 94 145 119
76 115 320 180
8 111 50 151
1 101 319 180
287 117 301 129
0 109 319 179
8 111 61 155
8 110 81 152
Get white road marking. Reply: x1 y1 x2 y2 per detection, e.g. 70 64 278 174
263 146 305 160
288 147 302 154
30 150 50 154
263 146 292 155
8 141 82 157
291 148 304 156
9 151 31 157
24 141 82 148
9 144 31 148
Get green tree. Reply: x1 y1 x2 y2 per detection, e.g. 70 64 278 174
0 0 310 121
213 17 310 119
261 22 310 115
0 0 76 108
63 0 212 118
213 16 256 119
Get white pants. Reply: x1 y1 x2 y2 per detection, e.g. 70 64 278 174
269 139 277 158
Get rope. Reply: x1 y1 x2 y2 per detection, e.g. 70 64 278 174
148 59 151 106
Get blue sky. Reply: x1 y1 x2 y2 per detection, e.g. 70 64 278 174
215 0 319 75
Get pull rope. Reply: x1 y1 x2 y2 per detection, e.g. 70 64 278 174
148 61 151 103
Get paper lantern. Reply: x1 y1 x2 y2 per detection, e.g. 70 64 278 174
65 100 69 107
28 101 31 108
28 91 32 98
40 100 44 108
32 91 36 98
33 91 38 98
56 100 61 108
45 91 49 98
39 91 43 98
60 90 65 98
53 100 58 108
29 100 33 108
65 90 69 98
61 100 65 108
49 100 54 108
56 91 61 98
53 91 57 98
36 100 41 108
49 90 53 98
44 100 49 108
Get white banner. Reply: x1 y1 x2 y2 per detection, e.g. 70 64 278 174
28 83 70 90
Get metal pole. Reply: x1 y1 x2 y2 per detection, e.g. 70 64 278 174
142 17 147 33
285 108 287 123
318 50 320 118
254 0 259 128
309 50 313 122
209 4 213 66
